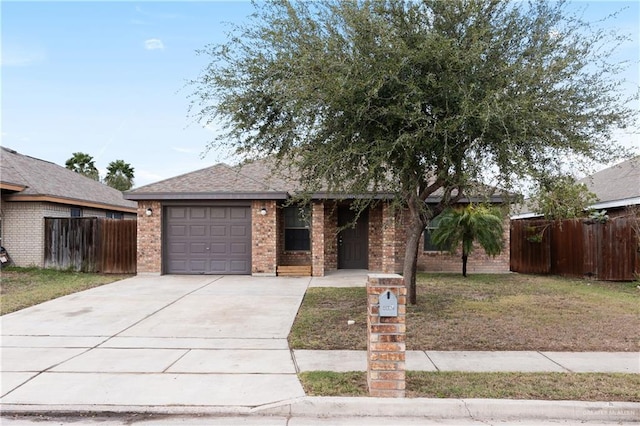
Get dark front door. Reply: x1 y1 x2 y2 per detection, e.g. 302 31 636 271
338 207 368 269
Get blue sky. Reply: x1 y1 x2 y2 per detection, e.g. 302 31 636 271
2 1 638 188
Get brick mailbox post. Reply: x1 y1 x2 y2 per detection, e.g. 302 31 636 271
366 273 406 397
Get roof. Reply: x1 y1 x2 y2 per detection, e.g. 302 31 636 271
125 157 506 203
577 156 640 208
1 147 137 213
124 161 294 200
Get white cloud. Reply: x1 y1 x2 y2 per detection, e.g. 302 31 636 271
144 38 164 50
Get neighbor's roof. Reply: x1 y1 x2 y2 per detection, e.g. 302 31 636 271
125 157 506 203
578 156 640 209
0 147 137 212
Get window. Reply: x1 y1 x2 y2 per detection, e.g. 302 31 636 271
423 215 450 252
284 206 310 251
70 207 82 217
106 211 124 219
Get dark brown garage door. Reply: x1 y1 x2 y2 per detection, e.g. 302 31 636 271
165 206 251 274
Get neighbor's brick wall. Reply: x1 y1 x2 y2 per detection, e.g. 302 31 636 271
136 200 161 274
252 200 277 275
1 202 65 267
415 216 511 273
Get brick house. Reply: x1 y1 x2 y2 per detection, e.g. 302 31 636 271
0 147 137 267
125 158 510 276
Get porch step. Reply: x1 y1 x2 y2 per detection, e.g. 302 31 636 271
277 265 312 276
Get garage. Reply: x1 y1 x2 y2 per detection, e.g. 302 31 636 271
165 205 251 274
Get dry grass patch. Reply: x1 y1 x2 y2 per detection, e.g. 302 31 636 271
288 273 639 351
299 371 640 401
0 267 131 315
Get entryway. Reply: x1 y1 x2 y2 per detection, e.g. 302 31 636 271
337 207 368 269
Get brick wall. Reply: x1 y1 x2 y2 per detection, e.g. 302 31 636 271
324 203 338 271
136 200 161 273
368 204 383 271
311 201 325 276
252 200 277 275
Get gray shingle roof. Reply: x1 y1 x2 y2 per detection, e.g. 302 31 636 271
578 156 640 203
1 147 137 211
125 159 301 200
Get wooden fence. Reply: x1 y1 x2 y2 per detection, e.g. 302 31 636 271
44 217 136 274
510 217 638 281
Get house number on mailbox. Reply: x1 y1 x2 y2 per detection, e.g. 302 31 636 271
379 290 398 317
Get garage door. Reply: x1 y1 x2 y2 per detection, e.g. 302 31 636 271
165 206 251 274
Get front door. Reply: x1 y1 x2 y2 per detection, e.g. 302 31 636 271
338 207 368 269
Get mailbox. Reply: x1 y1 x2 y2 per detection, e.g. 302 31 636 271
379 289 398 317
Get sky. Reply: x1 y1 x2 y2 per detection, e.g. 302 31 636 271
2 1 639 189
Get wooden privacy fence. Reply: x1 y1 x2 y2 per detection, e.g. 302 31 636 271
44 217 136 274
510 217 638 281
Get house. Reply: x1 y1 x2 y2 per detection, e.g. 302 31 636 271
512 156 640 220
577 156 640 218
0 147 137 267
124 158 510 276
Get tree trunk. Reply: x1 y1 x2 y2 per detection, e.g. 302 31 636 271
462 252 468 277
403 198 426 305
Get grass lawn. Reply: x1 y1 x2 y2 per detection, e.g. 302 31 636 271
0 267 132 315
288 273 639 351
299 371 640 402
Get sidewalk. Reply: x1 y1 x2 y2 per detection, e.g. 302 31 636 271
293 350 640 373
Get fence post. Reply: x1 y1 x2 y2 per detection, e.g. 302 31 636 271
367 273 406 398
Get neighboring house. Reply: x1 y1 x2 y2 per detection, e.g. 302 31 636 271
0 147 137 267
125 158 510 276
577 156 640 217
512 156 640 220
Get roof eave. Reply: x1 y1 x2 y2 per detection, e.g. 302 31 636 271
4 194 137 214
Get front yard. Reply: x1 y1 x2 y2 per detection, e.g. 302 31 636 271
288 273 639 351
291 273 639 401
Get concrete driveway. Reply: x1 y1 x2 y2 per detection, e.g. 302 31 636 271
1 275 311 409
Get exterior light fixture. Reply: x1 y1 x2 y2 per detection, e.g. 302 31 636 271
145 208 153 216
260 207 267 216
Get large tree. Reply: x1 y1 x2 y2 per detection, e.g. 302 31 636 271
189 0 634 303
65 152 100 181
104 160 135 191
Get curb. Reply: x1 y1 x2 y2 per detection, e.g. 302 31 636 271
257 397 640 422
3 398 639 423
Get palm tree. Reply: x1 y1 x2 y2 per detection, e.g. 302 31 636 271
104 160 135 191
430 204 504 277
65 152 99 181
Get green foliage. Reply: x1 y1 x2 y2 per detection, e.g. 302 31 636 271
430 204 504 276
589 209 610 224
531 175 599 220
189 0 634 301
104 159 135 191
65 152 100 181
